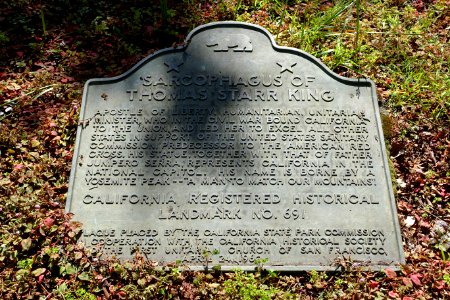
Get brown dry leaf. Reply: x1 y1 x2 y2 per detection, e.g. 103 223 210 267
6 82 21 90
384 268 397 279
21 238 32 251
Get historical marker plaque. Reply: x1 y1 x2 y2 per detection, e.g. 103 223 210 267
67 22 404 270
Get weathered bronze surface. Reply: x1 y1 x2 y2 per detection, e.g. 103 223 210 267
67 22 404 270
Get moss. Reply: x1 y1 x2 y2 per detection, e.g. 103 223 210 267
380 107 395 142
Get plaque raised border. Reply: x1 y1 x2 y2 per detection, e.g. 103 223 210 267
67 21 405 271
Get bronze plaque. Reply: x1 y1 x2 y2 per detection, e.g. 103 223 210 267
66 22 404 270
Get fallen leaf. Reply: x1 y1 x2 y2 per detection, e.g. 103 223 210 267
31 139 40 148
402 277 413 286
78 272 90 281
433 280 445 290
43 217 55 228
95 274 104 281
368 280 379 288
61 76 74 83
385 268 397 279
388 290 399 298
419 220 431 228
410 274 422 286
6 82 21 90
62 263 77 275
74 251 83 260
32 268 46 277
21 238 32 251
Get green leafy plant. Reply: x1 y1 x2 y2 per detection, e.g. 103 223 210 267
223 269 289 299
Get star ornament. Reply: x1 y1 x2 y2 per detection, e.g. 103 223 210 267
276 61 297 74
164 58 184 73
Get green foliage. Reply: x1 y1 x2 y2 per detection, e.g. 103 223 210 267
59 287 96 300
0 31 9 44
254 257 269 272
444 273 450 285
17 258 33 270
223 269 290 299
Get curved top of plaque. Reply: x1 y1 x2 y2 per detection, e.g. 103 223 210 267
84 21 376 91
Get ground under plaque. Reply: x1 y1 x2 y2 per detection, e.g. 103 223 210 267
66 22 404 270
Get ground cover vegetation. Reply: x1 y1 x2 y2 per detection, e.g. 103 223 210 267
0 0 449 298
